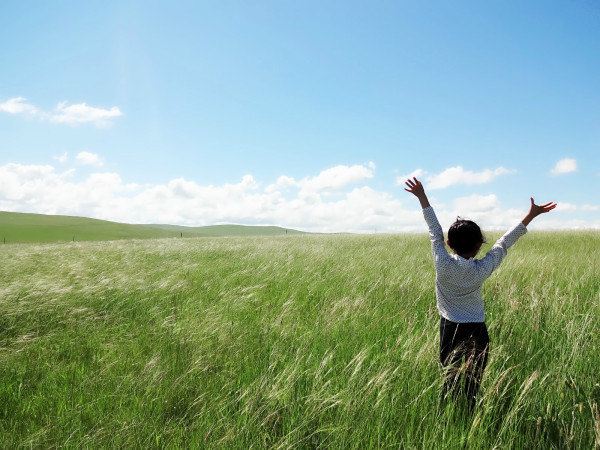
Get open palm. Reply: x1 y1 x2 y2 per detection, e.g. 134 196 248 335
529 197 557 216
404 177 426 198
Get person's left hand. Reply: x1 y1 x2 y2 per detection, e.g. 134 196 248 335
404 177 426 198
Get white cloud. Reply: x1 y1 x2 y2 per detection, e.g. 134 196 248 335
453 194 499 214
550 158 577 175
297 163 375 196
50 102 122 127
555 203 600 212
525 218 600 230
0 97 39 115
581 204 600 212
427 166 512 190
0 161 597 232
76 151 103 167
396 168 426 185
395 166 512 190
265 175 296 193
53 152 68 164
0 161 406 232
0 97 122 127
555 202 577 212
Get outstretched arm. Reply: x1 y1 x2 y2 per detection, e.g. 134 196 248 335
475 197 557 279
404 177 449 263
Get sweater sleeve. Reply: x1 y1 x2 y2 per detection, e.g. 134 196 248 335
422 206 451 265
474 222 528 279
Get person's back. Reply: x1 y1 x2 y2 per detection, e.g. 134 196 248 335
404 177 556 412
423 204 528 323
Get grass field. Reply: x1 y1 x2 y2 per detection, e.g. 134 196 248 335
1 232 599 448
0 211 303 243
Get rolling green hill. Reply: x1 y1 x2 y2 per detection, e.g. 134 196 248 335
0 211 304 243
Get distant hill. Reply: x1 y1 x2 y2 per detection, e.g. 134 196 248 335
0 211 304 243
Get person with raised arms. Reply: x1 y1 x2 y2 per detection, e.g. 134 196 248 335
404 177 557 412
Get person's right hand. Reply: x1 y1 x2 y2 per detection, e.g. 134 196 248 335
522 197 557 226
529 197 557 217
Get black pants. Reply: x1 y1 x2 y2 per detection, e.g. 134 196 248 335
439 317 489 412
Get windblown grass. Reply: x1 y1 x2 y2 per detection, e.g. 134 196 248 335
1 232 598 448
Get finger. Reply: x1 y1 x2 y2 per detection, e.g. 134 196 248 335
530 197 535 206
404 188 412 192
544 204 557 211
541 202 554 207
413 177 419 184
405 181 414 188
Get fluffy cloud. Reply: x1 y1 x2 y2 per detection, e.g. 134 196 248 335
556 202 599 212
297 162 375 196
53 152 68 164
264 163 375 198
265 175 296 193
581 204 600 212
0 161 598 232
0 97 39 115
0 97 122 127
427 166 512 190
396 168 426 185
50 102 122 126
550 158 577 175
76 151 103 167
556 202 577 212
453 194 499 214
396 166 512 190
0 161 409 232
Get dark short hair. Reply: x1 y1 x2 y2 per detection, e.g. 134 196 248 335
447 218 486 255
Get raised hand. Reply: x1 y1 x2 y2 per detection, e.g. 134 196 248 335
529 197 557 216
404 177 430 208
404 177 426 198
522 197 557 226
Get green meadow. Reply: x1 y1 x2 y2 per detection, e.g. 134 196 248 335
0 211 303 243
1 231 598 448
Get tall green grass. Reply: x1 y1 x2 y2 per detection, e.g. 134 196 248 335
1 232 598 448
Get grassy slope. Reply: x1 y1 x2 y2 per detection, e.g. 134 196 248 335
0 232 598 447
0 211 303 243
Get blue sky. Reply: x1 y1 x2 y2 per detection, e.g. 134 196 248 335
1 0 599 231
